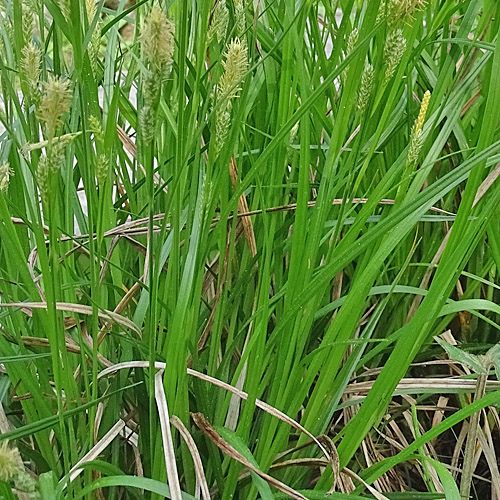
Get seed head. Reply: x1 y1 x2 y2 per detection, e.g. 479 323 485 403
89 114 105 146
214 104 231 155
37 135 75 201
37 155 51 201
37 76 72 138
96 153 109 187
85 0 102 74
407 90 431 165
383 29 406 83
0 162 13 192
140 105 155 144
347 28 358 55
413 90 430 136
140 5 175 76
22 0 34 45
234 0 245 38
357 62 374 113
218 38 248 100
20 42 41 105
0 441 20 481
208 1 229 44
342 28 359 85
379 0 427 28
85 0 95 19
142 70 161 105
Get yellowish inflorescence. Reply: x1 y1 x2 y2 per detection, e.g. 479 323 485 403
0 162 13 193
381 1 427 83
380 0 427 28
35 76 73 201
214 38 248 155
407 90 431 165
37 76 72 139
383 28 407 83
234 0 246 39
20 42 42 106
140 5 175 76
139 4 175 144
217 38 248 100
208 0 229 44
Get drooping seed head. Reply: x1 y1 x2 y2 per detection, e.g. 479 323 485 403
14 470 38 494
85 0 95 19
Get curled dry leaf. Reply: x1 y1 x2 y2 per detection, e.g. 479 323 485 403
97 361 336 468
154 370 182 500
0 301 141 337
191 412 308 500
171 415 210 500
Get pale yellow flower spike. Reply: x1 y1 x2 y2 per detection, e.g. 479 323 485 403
218 38 248 100
413 90 431 136
407 90 431 165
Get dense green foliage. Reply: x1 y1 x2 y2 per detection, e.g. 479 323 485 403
0 0 500 498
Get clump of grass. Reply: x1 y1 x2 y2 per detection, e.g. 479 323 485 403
1 1 500 499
